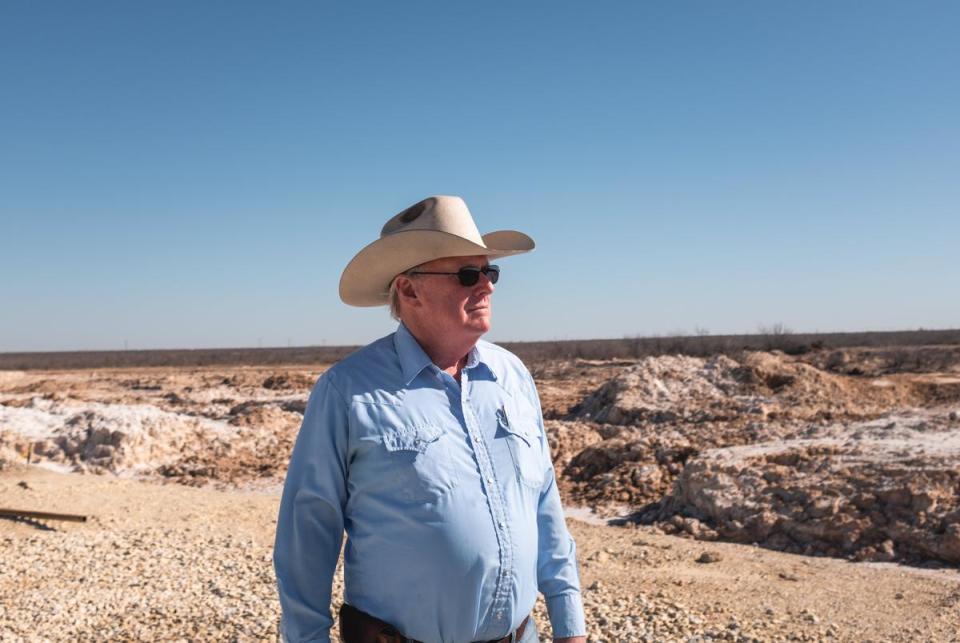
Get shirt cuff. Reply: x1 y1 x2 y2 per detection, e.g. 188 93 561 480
545 591 587 638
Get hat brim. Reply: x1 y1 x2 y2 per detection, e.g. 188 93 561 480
339 229 534 306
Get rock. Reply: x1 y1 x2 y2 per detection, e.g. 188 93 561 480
801 610 820 624
696 551 722 564
683 518 703 537
651 415 960 565
590 550 611 563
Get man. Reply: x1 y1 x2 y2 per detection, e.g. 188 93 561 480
274 196 587 643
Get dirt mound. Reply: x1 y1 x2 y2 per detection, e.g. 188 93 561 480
644 412 960 565
570 355 748 424
803 345 960 377
555 352 960 563
558 420 780 508
544 420 607 472
261 372 315 390
0 397 237 474
571 351 926 425
0 396 302 485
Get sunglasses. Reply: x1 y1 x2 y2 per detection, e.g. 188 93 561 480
408 264 500 287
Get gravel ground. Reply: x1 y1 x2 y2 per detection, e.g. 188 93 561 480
1 528 279 641
0 524 749 643
3 467 959 642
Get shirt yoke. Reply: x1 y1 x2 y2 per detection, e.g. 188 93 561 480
476 339 538 400
315 332 537 409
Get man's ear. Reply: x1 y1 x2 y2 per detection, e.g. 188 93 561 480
395 276 420 308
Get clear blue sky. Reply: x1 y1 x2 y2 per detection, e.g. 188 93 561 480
2 2 957 352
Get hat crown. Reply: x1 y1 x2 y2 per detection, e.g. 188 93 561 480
381 195 484 245
339 194 534 307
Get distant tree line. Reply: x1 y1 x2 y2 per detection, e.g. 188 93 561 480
0 345 358 371
2 328 959 371
505 327 960 364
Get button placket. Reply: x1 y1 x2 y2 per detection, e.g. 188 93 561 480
460 370 514 631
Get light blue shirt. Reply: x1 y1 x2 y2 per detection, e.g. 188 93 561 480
274 323 586 643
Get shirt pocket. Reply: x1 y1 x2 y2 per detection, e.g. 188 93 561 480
497 403 545 490
380 424 460 504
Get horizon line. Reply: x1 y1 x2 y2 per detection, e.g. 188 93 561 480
3 326 959 357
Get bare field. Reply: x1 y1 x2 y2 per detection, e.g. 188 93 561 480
2 345 960 641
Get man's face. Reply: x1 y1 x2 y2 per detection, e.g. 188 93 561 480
407 254 495 338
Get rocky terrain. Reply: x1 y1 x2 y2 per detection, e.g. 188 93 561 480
653 411 960 561
2 466 959 642
0 367 314 487
2 345 960 640
551 350 960 567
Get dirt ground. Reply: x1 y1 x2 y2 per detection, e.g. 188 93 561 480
2 466 958 642
2 346 960 640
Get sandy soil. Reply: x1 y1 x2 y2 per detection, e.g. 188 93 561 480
2 466 959 642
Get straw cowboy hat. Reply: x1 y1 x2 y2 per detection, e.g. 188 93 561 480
339 195 535 307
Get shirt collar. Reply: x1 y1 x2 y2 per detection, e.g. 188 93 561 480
394 322 433 385
470 343 498 381
393 322 495 385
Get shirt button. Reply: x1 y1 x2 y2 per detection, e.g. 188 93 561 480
486 476 494 484
497 520 505 528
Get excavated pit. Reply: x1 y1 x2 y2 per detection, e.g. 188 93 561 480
2 350 960 566
648 412 960 565
558 350 960 565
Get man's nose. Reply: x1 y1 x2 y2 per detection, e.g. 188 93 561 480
476 272 495 293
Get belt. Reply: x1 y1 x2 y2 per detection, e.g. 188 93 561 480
338 603 530 643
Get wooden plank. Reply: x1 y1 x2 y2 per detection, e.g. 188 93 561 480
0 508 88 523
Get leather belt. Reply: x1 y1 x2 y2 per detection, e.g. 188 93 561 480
339 603 529 643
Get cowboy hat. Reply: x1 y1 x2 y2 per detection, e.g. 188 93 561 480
339 195 535 306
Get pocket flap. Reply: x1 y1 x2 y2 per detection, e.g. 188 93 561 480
496 407 534 446
382 425 443 454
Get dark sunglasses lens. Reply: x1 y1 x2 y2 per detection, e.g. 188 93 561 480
455 265 500 286
457 268 481 286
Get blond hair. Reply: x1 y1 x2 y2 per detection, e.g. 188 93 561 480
388 265 422 321
388 277 403 321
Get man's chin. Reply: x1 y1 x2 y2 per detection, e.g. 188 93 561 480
465 314 491 334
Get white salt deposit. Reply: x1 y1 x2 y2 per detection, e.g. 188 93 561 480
0 403 68 440
0 397 238 474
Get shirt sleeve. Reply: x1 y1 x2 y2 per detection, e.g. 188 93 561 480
273 374 350 643
527 375 588 638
